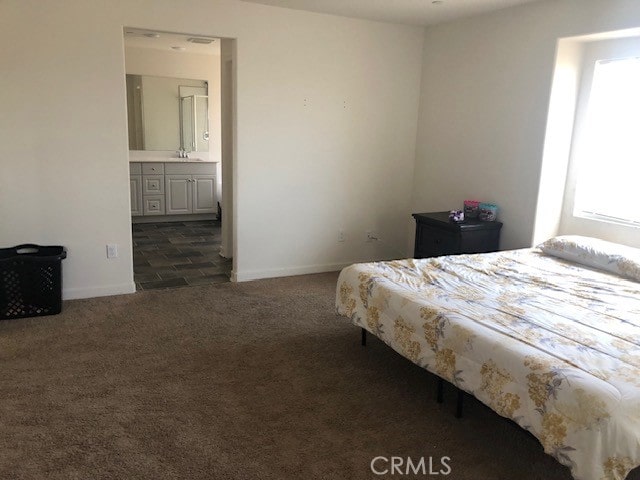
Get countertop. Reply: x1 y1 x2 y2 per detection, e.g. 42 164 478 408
129 158 217 163
129 151 219 163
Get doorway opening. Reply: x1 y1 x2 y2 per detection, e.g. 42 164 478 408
123 28 234 290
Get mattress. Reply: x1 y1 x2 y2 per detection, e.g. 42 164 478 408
335 245 640 480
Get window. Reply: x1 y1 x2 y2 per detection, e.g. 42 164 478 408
572 56 640 225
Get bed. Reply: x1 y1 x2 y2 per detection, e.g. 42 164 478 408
335 236 640 480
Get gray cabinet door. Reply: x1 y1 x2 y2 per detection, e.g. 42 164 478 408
130 175 143 216
192 175 216 214
165 175 192 214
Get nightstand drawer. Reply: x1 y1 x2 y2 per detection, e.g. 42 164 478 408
415 225 459 258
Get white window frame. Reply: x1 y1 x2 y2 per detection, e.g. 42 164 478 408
560 36 640 234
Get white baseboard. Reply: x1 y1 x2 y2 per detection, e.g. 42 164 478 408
219 245 232 259
63 282 136 300
234 262 351 282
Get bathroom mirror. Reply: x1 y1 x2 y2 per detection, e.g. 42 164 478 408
126 74 209 152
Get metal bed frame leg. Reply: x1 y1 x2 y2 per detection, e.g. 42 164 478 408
455 389 464 418
360 329 464 417
359 327 464 418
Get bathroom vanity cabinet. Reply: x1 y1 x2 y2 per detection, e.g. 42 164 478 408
129 161 217 220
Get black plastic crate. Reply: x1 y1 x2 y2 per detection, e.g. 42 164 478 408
0 244 67 320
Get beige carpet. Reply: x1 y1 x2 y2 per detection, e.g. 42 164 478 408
0 272 637 479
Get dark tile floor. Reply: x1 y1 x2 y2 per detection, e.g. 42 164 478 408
132 220 231 291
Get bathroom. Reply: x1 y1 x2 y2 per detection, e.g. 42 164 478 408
124 28 231 290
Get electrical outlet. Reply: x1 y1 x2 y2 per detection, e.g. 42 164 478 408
106 244 118 258
338 229 345 242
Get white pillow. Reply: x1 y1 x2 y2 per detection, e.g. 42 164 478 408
537 235 640 282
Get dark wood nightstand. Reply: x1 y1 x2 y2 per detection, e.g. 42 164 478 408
412 211 502 258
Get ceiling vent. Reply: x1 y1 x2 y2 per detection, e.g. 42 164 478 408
125 30 160 38
187 37 215 44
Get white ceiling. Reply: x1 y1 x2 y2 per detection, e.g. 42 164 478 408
239 0 543 27
124 29 220 55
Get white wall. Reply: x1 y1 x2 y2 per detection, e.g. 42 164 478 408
531 39 582 246
0 0 424 297
412 0 640 250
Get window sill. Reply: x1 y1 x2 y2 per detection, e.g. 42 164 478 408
573 212 640 229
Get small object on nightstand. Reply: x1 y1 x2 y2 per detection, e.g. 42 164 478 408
412 211 502 258
463 200 480 219
479 203 498 221
449 210 464 222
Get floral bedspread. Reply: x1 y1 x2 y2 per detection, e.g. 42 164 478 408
335 249 640 480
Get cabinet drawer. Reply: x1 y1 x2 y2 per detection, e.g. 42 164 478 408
142 163 164 175
143 195 165 215
142 175 164 195
415 225 459 258
459 229 501 254
129 162 142 175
